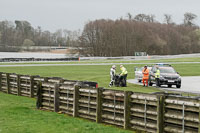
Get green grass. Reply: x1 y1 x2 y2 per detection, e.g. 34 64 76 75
0 63 200 92
0 64 161 93
172 63 200 76
0 92 132 133
1 60 200 133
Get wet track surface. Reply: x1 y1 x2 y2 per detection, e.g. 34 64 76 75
127 76 200 94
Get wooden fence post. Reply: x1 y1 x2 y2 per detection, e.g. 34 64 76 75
30 76 34 98
36 81 42 109
59 78 64 84
124 91 132 130
198 99 200 133
73 85 80 117
32 75 41 97
96 87 103 123
17 75 21 96
6 73 10 94
156 94 164 133
44 77 48 82
0 72 2 91
54 83 60 112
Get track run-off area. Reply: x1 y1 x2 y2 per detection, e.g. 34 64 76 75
1 61 200 94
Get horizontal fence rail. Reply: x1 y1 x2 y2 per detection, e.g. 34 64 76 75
59 83 75 115
130 93 160 132
37 82 56 111
0 71 200 133
164 95 199 133
101 89 125 127
78 86 98 120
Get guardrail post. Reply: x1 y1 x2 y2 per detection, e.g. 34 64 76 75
124 91 132 130
0 72 2 91
6 73 10 94
17 75 21 96
96 87 103 123
54 83 60 112
30 76 34 98
36 81 42 109
73 85 80 117
156 94 164 133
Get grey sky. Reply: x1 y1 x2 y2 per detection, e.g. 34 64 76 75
0 0 199 32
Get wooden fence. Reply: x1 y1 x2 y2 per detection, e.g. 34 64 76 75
0 72 98 98
36 81 200 133
1 72 200 133
164 95 199 132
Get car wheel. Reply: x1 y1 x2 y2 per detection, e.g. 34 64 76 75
168 85 172 88
176 85 181 88
138 80 141 83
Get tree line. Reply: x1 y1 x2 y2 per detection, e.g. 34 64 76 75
0 12 200 56
79 12 200 56
0 20 80 52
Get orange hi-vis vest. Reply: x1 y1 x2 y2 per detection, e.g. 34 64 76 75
142 68 149 79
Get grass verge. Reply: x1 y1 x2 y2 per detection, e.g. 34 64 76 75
0 92 132 133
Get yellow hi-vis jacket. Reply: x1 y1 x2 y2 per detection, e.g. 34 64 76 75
155 69 160 78
120 67 128 76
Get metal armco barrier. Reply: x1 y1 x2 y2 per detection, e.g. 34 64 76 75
0 57 79 62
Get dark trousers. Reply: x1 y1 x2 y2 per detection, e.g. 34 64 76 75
120 74 127 87
156 78 160 87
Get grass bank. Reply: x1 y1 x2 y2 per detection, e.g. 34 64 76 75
0 92 132 133
0 63 200 92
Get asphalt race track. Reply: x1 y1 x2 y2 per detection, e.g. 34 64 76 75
127 76 200 94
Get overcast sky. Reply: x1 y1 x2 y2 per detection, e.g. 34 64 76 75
0 0 200 32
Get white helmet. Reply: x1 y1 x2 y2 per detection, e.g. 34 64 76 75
112 65 116 68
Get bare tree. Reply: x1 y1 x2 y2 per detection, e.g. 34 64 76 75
126 13 132 20
134 14 147 22
145 14 155 23
184 12 197 26
80 15 200 56
134 14 155 23
164 14 173 24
